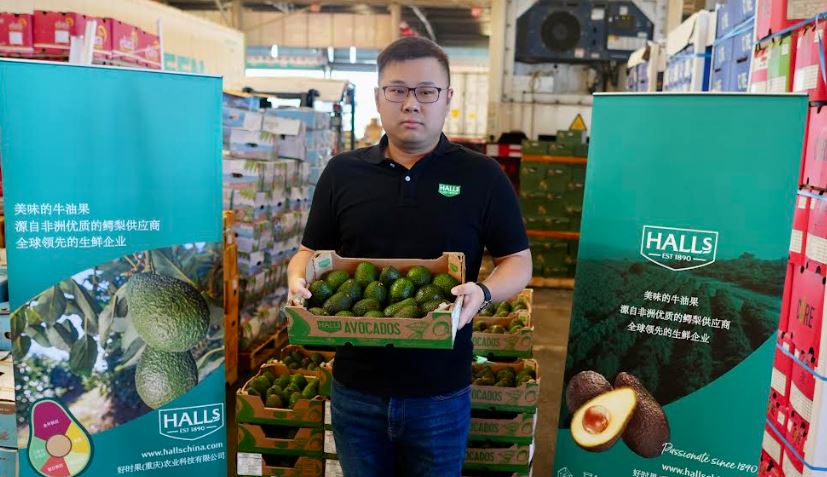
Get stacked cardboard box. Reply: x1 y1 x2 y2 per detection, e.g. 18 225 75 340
627 41 667 92
223 94 333 352
664 11 713 92
519 128 585 279
710 0 755 92
466 290 537 475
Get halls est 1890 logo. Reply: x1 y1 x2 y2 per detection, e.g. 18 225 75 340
640 225 719 271
158 403 225 441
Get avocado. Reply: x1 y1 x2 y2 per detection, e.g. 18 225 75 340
324 270 350 291
394 305 422 318
265 394 284 408
352 298 382 316
262 370 276 384
508 324 523 333
571 387 637 452
354 262 379 287
310 353 325 365
302 381 319 399
415 284 444 304
323 292 353 315
336 310 355 317
495 310 510 317
267 385 284 397
337 279 363 301
290 374 307 389
276 374 291 389
288 392 303 409
308 280 334 308
384 298 417 317
247 388 261 397
614 372 670 458
488 325 506 334
308 307 326 316
248 376 271 396
496 368 516 381
420 299 448 314
432 273 460 296
472 321 483 332
566 370 613 413
389 278 415 303
478 303 496 316
496 302 513 314
363 281 388 304
135 347 198 409
406 266 433 287
127 272 210 352
511 299 528 311
379 266 401 286
364 310 386 318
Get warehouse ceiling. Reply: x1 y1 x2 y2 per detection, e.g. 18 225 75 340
164 1 491 47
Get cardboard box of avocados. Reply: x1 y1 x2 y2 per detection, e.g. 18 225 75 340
237 362 326 427
463 441 535 473
471 359 540 413
273 345 335 397
285 251 465 349
237 454 324 477
473 289 533 358
238 423 325 458
469 411 538 445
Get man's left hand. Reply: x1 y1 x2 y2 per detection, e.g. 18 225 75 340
451 282 484 329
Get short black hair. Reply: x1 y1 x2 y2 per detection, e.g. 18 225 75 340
377 37 451 84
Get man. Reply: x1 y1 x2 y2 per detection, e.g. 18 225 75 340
287 36 531 477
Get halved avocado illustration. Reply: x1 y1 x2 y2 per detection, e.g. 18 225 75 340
571 387 637 452
566 370 613 413
615 372 670 458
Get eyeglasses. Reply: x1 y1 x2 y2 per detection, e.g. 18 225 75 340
381 85 447 104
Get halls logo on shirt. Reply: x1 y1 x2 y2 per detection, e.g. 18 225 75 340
640 225 719 271
438 183 461 198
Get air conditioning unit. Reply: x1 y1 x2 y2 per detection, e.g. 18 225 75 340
516 0 654 63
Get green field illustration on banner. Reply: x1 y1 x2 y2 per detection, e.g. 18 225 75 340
553 94 807 477
0 60 225 476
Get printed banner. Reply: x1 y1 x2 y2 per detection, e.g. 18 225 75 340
553 94 807 477
0 60 225 477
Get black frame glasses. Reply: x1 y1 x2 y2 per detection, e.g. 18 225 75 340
381 85 447 104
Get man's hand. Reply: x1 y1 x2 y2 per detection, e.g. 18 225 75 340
451 282 484 329
288 276 312 306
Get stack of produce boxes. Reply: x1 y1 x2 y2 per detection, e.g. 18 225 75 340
626 41 666 92
663 11 713 92
520 128 586 280
236 351 332 477
464 290 538 476
223 93 333 360
709 0 755 92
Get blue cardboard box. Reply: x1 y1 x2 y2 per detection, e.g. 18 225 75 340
732 58 751 91
716 2 733 39
733 25 754 61
713 37 734 70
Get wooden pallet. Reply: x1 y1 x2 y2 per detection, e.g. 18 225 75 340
529 276 575 289
239 327 289 373
522 154 587 164
526 230 580 240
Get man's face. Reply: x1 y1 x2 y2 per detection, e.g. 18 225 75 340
375 57 453 151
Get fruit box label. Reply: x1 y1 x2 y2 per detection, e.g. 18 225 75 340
790 195 810 265
237 424 324 457
468 412 537 444
807 197 827 265
787 266 825 362
802 107 827 190
554 95 805 477
0 62 226 476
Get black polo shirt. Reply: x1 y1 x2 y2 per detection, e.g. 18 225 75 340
302 133 528 397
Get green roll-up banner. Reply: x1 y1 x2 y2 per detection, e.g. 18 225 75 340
553 94 807 477
0 60 225 477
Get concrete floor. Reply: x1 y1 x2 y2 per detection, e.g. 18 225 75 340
227 288 575 477
530 288 574 477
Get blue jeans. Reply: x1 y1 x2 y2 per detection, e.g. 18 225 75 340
331 379 471 477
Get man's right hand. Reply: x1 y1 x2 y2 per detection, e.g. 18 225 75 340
288 276 312 305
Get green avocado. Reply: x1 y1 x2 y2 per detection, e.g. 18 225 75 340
354 262 379 288
127 272 210 352
135 347 198 409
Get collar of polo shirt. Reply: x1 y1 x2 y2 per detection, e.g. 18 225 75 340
364 133 458 165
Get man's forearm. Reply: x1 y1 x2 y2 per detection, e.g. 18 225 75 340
482 250 532 303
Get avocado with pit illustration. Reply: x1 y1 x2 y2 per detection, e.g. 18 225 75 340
566 370 613 413
571 387 637 452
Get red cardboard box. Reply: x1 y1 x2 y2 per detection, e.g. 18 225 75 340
802 106 827 189
794 23 827 102
110 19 139 65
138 29 161 69
781 262 797 334
91 17 112 64
787 265 825 361
792 195 811 266
806 197 827 269
782 447 805 477
750 45 770 92
759 422 784 477
0 13 33 57
32 10 77 57
756 0 826 41
787 353 815 455
769 335 794 428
